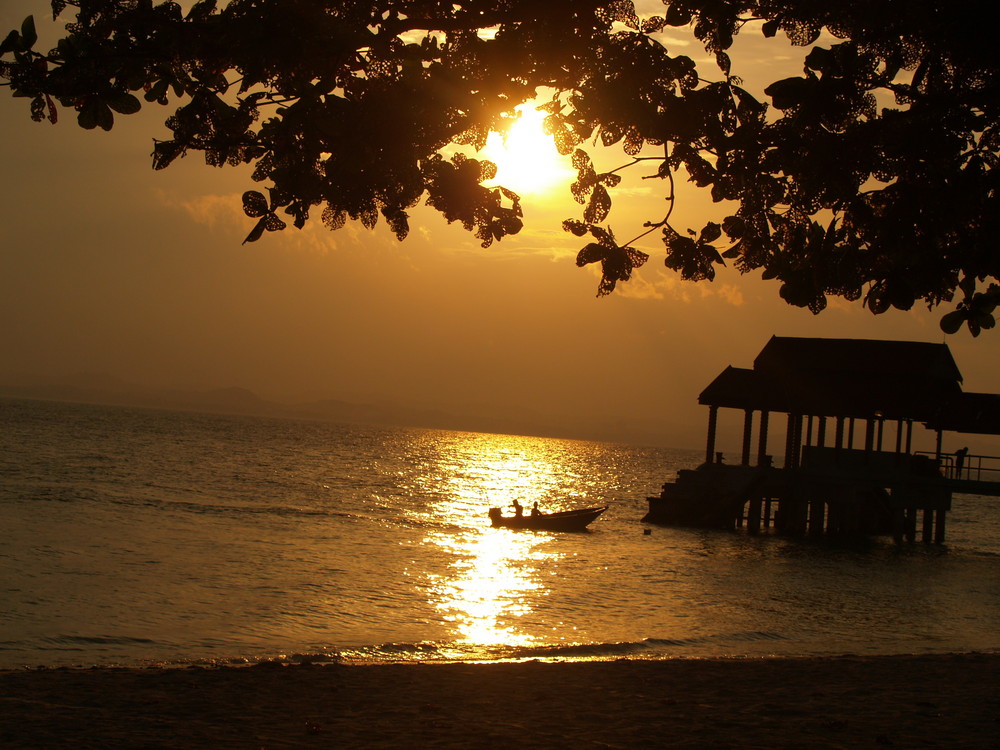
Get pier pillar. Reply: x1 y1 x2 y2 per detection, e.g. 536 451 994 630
784 413 803 469
892 508 905 545
817 416 827 448
935 510 947 543
922 509 934 544
795 498 809 536
808 500 825 536
747 497 762 534
756 410 770 467
705 406 719 465
741 409 754 466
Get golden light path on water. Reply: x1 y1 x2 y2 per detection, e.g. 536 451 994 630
412 433 571 655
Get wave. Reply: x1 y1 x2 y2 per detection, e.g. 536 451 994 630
330 632 792 664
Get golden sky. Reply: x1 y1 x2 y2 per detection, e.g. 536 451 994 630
2 0 998 451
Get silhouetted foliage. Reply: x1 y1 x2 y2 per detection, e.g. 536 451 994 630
2 1 998 333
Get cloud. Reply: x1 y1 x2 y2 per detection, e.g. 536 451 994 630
155 189 349 255
158 190 244 230
613 267 747 306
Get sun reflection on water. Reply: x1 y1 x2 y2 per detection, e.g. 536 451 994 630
426 529 552 648
412 433 570 653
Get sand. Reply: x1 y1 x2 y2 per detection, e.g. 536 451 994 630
2 653 999 749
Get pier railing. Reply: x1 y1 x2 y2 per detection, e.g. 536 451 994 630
915 451 1000 483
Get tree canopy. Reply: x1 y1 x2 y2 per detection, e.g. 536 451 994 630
2 0 998 333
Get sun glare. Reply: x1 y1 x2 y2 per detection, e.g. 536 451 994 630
483 106 574 196
409 433 568 653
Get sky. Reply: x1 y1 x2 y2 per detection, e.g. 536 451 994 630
2 1 999 452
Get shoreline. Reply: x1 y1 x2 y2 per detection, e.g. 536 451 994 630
3 652 999 749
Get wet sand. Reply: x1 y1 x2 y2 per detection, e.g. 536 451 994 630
2 653 999 749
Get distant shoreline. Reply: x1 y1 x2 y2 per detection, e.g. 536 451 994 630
0 389 686 449
2 653 998 749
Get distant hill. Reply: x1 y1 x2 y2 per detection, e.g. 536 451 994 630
0 373 677 447
0 373 540 439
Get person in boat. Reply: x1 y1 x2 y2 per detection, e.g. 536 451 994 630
531 501 540 517
512 499 523 517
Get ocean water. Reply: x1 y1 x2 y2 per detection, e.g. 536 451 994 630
2 397 999 668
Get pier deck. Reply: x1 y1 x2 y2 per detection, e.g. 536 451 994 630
645 337 1000 542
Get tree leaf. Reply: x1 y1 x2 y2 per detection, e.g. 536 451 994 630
243 217 267 244
106 92 141 115
576 242 608 267
584 184 611 223
19 16 36 49
77 99 113 131
699 221 722 243
242 191 269 218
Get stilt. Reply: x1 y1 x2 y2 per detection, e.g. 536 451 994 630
741 409 753 466
905 508 916 543
935 510 947 543
747 497 762 535
756 411 770 467
705 406 719 465
922 509 934 544
826 499 841 535
808 500 825 536
763 498 772 529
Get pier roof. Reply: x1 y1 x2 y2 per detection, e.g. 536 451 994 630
699 336 968 423
926 392 1000 435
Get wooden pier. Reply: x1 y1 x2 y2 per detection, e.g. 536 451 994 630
645 337 1000 542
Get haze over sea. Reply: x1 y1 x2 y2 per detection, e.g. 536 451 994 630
2 397 999 669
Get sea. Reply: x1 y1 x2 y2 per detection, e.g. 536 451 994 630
2 397 999 669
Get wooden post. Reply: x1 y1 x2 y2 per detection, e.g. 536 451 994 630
877 417 885 451
747 497 762 534
905 420 913 455
757 410 770 467
864 418 875 454
784 413 797 469
741 409 754 466
706 405 718 465
922 509 934 544
935 510 947 543
817 416 827 448
808 500 825 536
793 414 803 468
848 417 855 449
905 508 916 543
763 498 772 528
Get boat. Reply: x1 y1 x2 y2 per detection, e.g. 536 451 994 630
487 505 608 532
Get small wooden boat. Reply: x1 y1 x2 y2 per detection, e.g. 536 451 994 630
488 505 608 532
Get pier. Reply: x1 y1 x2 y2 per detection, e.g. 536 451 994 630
644 337 1000 542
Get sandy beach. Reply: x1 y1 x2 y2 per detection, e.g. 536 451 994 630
2 653 998 749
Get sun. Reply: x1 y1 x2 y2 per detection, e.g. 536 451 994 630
482 105 574 196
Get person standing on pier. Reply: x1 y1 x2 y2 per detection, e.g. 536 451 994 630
955 447 969 478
